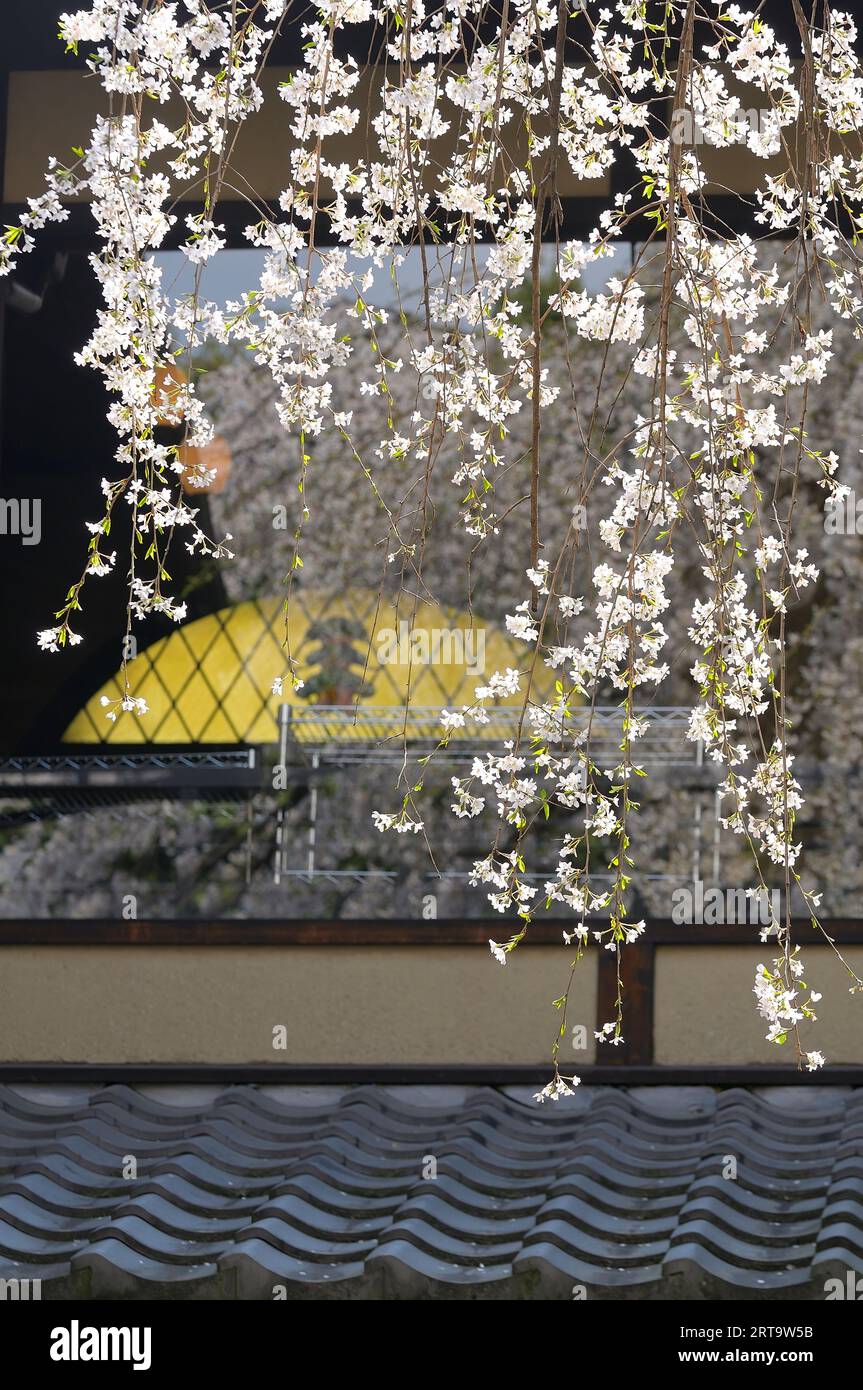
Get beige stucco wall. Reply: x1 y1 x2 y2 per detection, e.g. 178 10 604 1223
5 939 859 1068
655 945 863 1066
4 69 609 205
12 66 838 209
0 944 597 1065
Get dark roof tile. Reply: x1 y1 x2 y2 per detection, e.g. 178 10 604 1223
1 1083 862 1298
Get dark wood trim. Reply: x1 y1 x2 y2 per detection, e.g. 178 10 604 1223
596 939 655 1065
647 921 863 944
0 918 568 946
0 1062 861 1086
0 197 614 254
0 192 802 257
2 918 862 947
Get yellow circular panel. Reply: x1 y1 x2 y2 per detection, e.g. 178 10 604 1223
63 589 549 743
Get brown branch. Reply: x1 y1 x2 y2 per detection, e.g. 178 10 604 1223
529 0 569 612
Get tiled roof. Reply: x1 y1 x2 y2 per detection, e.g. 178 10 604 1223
0 1083 861 1299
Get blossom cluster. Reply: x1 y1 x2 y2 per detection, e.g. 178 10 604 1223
7 1 863 1086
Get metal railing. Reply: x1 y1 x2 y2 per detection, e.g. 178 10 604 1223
282 703 705 768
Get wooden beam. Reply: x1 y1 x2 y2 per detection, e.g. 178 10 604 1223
1 918 861 946
0 1061 860 1086
596 939 655 1066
